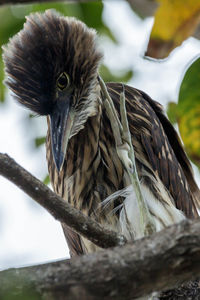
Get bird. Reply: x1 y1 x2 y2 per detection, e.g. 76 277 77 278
3 9 200 257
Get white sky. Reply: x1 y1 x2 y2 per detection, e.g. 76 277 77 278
1 1 200 270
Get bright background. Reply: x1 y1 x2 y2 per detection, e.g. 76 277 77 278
1 1 200 270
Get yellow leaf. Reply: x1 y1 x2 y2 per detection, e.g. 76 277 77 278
179 104 200 164
146 0 200 58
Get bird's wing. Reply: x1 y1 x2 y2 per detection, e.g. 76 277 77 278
106 82 200 219
61 223 84 257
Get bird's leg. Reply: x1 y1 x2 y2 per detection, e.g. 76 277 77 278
119 86 156 236
98 76 123 133
98 76 156 237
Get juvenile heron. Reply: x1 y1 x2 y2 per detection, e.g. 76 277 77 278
3 10 200 256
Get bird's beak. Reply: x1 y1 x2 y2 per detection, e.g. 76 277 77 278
50 98 73 172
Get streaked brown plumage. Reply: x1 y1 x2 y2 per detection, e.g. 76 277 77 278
3 10 200 257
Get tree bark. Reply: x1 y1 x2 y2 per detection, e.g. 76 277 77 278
1 218 200 299
127 0 158 17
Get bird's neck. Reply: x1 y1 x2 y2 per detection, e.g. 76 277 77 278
46 100 124 215
46 104 102 206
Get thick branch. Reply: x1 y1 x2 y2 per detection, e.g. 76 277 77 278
0 153 126 249
1 219 200 299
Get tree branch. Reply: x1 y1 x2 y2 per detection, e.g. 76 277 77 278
127 0 158 17
1 218 200 299
0 153 126 249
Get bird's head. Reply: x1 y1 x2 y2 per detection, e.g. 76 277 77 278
3 10 102 171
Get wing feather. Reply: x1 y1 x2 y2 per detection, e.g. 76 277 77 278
61 223 84 257
106 82 199 218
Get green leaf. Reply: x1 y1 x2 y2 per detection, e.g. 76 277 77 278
178 57 200 166
1 271 41 299
0 7 27 103
29 113 36 118
30 2 81 17
43 174 50 185
179 57 200 113
0 54 5 102
99 64 133 83
166 101 178 125
78 2 116 42
35 137 46 147
79 2 103 29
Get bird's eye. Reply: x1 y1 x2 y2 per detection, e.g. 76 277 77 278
57 72 70 90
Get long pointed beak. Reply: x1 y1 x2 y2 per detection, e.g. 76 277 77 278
50 98 73 172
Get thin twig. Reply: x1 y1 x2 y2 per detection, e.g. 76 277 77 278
0 153 126 249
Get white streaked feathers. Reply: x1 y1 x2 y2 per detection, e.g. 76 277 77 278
101 182 185 240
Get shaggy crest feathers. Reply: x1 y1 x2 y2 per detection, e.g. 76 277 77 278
3 9 102 116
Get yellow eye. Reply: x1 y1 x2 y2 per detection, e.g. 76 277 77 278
57 72 70 90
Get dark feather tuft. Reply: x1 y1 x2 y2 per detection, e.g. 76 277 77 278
3 9 102 115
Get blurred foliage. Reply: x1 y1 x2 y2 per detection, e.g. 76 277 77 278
166 102 178 125
168 57 200 167
146 0 200 58
177 57 200 167
0 291 40 300
0 272 41 300
0 1 119 103
99 65 133 83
